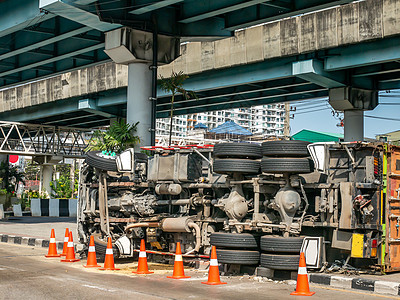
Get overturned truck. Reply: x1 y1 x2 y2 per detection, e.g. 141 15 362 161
77 141 400 272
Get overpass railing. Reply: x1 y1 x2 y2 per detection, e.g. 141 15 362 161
0 121 92 158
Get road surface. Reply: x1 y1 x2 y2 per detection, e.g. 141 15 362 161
0 243 392 300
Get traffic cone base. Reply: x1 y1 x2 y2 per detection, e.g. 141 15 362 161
133 239 153 274
61 232 80 263
61 228 69 257
291 252 315 296
99 266 120 270
99 237 120 270
84 236 101 268
201 246 226 285
290 291 315 296
45 229 61 258
132 270 153 274
61 258 80 262
45 253 61 258
201 281 227 285
167 242 190 279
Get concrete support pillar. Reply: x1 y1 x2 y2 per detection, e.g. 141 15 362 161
127 63 152 149
344 110 364 142
40 165 53 197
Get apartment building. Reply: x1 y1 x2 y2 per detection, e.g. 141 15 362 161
156 104 285 139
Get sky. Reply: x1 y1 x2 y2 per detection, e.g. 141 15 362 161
290 91 400 139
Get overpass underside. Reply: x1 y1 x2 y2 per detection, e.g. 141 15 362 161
0 0 399 141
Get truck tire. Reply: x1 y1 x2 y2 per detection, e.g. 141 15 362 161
262 140 310 157
261 157 313 174
260 236 304 253
214 143 262 159
85 151 118 172
213 159 260 174
210 232 259 249
135 152 148 163
260 253 300 270
216 249 260 265
93 234 119 261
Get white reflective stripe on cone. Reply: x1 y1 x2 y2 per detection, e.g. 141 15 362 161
210 259 218 266
298 267 307 275
68 242 73 247
139 251 146 258
89 246 95 252
50 238 56 243
106 248 113 255
64 237 69 242
175 255 183 261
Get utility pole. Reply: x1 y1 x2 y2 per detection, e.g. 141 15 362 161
283 102 290 140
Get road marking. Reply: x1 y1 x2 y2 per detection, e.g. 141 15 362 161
82 284 116 292
0 264 26 272
313 285 398 299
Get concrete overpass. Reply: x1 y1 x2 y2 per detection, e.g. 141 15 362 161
1 0 400 142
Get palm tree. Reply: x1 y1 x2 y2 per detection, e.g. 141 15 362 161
160 71 196 146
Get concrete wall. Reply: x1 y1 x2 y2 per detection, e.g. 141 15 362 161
1 0 400 113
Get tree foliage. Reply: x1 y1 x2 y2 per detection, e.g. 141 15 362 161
159 71 196 145
86 119 140 153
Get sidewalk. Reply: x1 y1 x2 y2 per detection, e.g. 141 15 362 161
0 216 77 241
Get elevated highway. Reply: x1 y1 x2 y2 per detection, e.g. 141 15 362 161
0 0 399 142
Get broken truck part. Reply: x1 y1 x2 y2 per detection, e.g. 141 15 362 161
77 141 400 272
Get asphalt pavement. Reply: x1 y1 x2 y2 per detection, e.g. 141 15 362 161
1 216 400 298
0 243 389 300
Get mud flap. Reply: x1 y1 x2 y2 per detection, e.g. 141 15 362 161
300 237 324 269
115 236 133 256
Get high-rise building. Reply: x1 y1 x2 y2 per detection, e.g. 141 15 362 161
156 104 285 141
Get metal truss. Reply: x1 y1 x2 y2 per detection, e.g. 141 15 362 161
0 121 92 158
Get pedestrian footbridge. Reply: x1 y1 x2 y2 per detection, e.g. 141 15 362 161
0 120 90 159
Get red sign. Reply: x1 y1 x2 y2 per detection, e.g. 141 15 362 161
9 155 19 164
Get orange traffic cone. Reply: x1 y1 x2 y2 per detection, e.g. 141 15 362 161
84 236 100 268
61 228 69 257
290 252 315 296
61 232 80 262
201 246 226 285
132 239 153 274
167 242 190 279
99 237 120 270
45 228 61 258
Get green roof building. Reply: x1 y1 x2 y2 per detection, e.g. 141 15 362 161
292 129 344 143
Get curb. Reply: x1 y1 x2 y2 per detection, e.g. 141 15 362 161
309 273 400 296
0 233 64 250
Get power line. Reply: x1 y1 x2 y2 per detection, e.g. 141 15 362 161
365 115 400 122
294 108 331 115
295 104 330 112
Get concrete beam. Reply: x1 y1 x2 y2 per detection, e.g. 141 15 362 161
130 0 184 15
0 26 92 61
292 59 345 88
325 38 400 71
157 58 293 97
39 0 120 32
0 1 54 38
179 0 271 24
224 0 354 31
78 98 116 118
0 43 104 78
